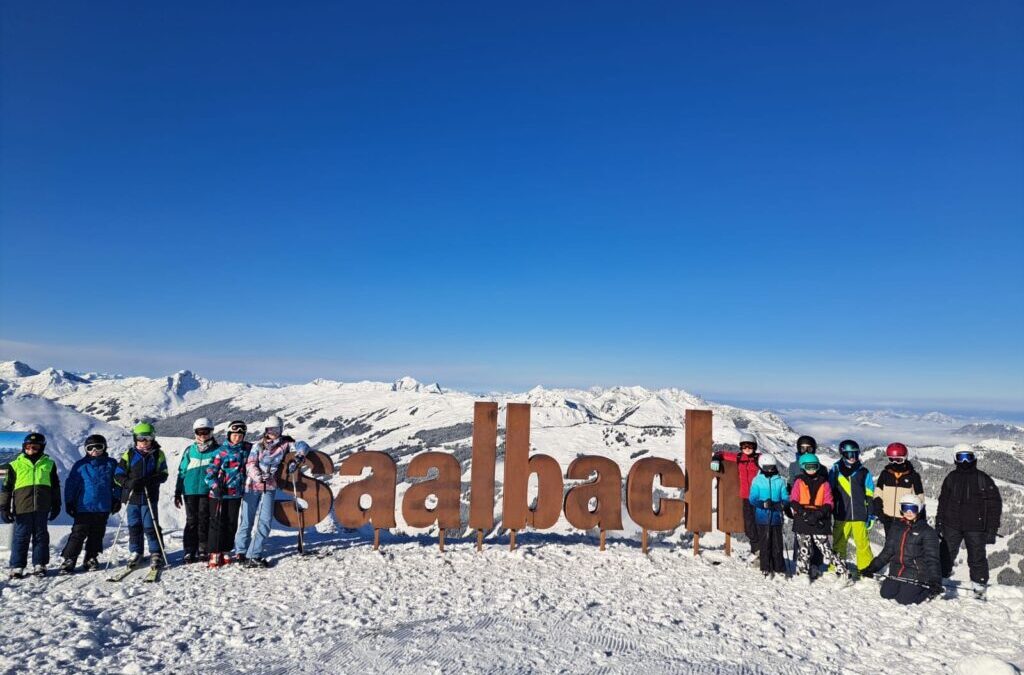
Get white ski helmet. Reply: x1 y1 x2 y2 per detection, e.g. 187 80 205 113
739 432 757 447
898 493 923 511
263 415 283 432
193 417 213 431
758 454 778 469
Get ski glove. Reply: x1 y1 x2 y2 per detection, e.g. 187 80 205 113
860 569 874 579
110 501 121 515
0 506 11 523
928 583 943 598
48 504 60 521
986 532 997 545
210 486 224 500
174 494 183 508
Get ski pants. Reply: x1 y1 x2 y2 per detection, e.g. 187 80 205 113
9 511 49 569
126 502 162 556
235 490 276 559
833 520 874 572
795 534 848 578
757 524 786 574
207 498 241 555
880 577 930 605
940 527 989 585
61 512 109 563
182 495 211 556
741 500 759 555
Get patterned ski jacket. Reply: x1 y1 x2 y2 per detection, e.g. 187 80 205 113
175 439 221 498
205 442 247 499
245 437 294 492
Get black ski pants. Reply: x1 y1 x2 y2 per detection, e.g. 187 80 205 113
182 495 211 556
880 577 930 605
61 512 109 563
742 500 759 554
940 526 989 585
758 524 786 574
207 498 241 555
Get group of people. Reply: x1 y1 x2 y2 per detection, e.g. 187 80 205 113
713 434 1004 604
0 416 308 578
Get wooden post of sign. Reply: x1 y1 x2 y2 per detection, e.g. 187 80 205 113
693 532 700 556
599 530 606 551
642 528 649 554
439 530 445 552
725 533 732 557
476 529 483 552
510 530 517 551
373 528 380 551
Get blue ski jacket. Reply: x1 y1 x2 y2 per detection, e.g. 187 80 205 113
65 454 121 515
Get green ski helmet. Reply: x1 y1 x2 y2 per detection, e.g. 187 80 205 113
132 422 155 439
798 453 820 471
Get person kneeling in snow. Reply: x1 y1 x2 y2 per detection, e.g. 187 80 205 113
748 454 788 578
60 434 121 573
861 494 941 605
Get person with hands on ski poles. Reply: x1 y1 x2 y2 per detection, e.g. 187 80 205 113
872 442 926 534
937 446 1002 600
204 420 249 568
235 415 297 568
1 432 61 579
114 422 169 569
748 454 789 578
174 417 221 563
711 432 761 561
60 434 121 574
788 453 849 582
861 494 942 605
828 439 875 577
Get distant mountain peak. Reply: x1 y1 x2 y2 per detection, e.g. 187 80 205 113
392 376 441 393
0 361 39 378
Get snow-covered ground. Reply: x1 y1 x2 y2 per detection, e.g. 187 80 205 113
1 528 1021 674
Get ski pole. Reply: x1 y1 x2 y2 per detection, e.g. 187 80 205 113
105 486 133 573
144 486 170 567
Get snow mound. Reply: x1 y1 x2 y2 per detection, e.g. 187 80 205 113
955 655 1020 675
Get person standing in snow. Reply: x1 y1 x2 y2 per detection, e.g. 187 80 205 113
60 434 121 573
114 422 169 568
174 417 221 563
936 447 1002 599
748 454 788 578
861 494 942 605
711 432 761 561
787 435 822 568
1 432 61 578
872 442 926 533
205 421 249 568
234 415 299 568
788 453 848 581
828 439 875 576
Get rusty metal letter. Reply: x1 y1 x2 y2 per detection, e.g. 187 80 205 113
625 457 684 531
502 403 563 530
684 409 714 533
468 402 498 530
335 451 398 529
402 451 462 529
563 456 624 531
274 449 335 528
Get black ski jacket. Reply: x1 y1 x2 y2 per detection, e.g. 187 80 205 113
936 463 1001 535
863 517 941 586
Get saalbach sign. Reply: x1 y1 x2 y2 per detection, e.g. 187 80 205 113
272 403 744 552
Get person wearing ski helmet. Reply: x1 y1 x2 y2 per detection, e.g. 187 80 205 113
788 435 818 488
748 454 789 577
711 432 762 559
936 446 1002 599
861 494 942 605
59 434 121 574
788 453 848 582
174 417 221 563
113 422 169 569
873 443 926 532
1 432 61 579
828 439 876 575
205 420 249 568
234 415 300 568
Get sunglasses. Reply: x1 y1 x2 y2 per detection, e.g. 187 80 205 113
85 444 106 452
955 451 975 463
195 429 213 436
797 445 815 452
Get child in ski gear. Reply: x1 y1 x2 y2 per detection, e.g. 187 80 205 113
711 432 761 558
788 453 848 580
748 454 788 577
205 421 249 568
872 442 926 532
861 494 942 605
60 434 120 573
1 432 61 578
175 418 221 563
788 435 818 488
828 439 875 575
235 416 295 568
936 448 1002 598
114 422 169 568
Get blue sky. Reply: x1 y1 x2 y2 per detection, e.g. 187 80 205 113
1 2 1022 412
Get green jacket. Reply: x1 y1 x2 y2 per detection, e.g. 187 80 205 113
175 439 221 498
1 452 61 516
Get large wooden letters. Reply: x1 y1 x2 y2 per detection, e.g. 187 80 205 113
501 403 563 530
335 451 398 529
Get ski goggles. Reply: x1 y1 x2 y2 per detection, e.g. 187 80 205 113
840 449 860 460
889 457 906 464
900 503 921 515
85 443 106 453
955 451 975 463
264 428 282 437
134 434 155 442
194 428 213 436
228 423 247 434
22 443 44 452
739 443 757 450
802 463 820 472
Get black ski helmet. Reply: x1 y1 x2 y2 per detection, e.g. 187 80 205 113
22 432 46 450
84 434 108 451
796 435 817 452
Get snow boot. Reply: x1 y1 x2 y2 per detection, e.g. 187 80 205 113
244 557 270 569
972 582 988 600
83 557 100 572
8 568 24 580
150 553 164 569
126 553 143 569
183 553 197 564
207 554 220 569
59 559 76 575
32 565 46 577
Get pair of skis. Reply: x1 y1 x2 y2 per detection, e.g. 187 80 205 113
107 563 161 583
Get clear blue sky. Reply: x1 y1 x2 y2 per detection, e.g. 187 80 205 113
1 2 1022 412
